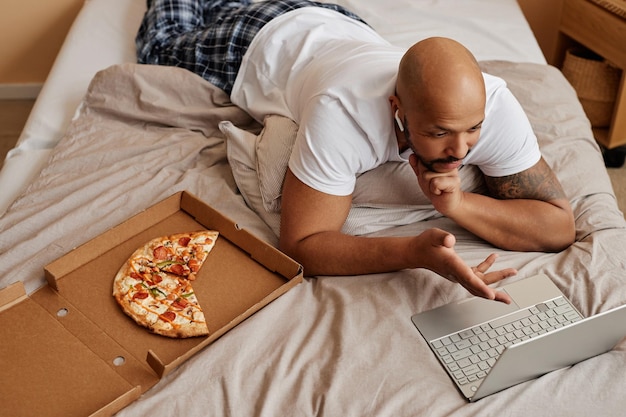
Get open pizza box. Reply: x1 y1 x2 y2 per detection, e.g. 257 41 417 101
0 191 303 417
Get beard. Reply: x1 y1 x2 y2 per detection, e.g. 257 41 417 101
414 152 466 172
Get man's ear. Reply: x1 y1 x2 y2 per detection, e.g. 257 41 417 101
388 94 400 111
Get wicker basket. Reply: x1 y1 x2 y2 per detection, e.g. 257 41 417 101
562 47 621 127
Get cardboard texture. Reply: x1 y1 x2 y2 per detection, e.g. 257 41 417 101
0 191 303 417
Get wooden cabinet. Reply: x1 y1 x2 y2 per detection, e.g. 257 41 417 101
556 0 626 149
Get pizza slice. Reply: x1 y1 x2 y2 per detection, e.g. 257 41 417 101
112 230 218 338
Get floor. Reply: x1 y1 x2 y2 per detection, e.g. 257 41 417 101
607 159 626 216
0 99 625 216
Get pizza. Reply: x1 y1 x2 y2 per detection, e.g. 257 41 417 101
112 230 218 338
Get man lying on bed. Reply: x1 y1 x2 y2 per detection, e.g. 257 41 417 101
137 0 575 303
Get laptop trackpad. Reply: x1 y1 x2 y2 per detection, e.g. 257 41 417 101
411 293 520 341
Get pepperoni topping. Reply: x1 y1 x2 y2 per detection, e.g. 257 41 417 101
188 259 200 272
153 245 169 260
171 298 189 310
133 291 149 300
159 311 176 322
168 263 186 276
178 236 191 247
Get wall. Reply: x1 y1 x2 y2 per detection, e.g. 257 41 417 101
0 0 83 90
517 0 564 65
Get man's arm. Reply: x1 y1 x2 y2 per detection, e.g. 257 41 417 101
414 157 575 252
279 169 516 303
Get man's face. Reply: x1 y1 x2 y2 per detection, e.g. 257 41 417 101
402 103 484 173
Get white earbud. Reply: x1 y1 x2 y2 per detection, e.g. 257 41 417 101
394 109 404 132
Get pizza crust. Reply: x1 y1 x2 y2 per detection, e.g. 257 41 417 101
112 231 218 338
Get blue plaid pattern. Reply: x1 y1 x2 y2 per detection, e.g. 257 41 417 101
136 0 366 94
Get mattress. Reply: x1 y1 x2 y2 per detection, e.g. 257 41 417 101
0 0 545 215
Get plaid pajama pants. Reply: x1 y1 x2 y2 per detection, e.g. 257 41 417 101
136 0 366 94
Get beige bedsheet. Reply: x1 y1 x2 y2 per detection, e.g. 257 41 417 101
1 61 625 416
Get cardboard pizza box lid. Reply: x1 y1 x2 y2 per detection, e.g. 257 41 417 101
1 191 303 416
0 282 143 417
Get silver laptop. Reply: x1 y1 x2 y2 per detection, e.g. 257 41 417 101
411 273 626 401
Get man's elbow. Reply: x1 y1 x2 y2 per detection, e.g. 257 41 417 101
545 228 575 252
278 238 320 276
538 210 576 252
503 207 575 253
278 236 299 263
279 235 313 271
504 226 574 253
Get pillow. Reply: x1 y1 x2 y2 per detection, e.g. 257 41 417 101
256 115 298 212
220 119 282 234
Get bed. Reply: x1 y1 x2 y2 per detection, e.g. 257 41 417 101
1 0 626 416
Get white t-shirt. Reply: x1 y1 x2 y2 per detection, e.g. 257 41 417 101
231 7 541 196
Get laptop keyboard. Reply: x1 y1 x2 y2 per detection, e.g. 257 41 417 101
429 296 584 386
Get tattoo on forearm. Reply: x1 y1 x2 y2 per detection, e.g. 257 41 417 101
485 159 566 201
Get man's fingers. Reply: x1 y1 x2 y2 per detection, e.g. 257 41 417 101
461 280 496 300
429 228 456 249
426 230 514 304
493 290 512 304
463 253 517 303
472 253 517 284
442 233 456 249
474 253 498 273
456 269 497 298
482 268 517 285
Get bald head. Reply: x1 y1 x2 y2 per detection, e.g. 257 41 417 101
396 37 485 116
390 38 487 172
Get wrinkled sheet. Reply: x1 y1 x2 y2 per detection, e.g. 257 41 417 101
1 61 626 416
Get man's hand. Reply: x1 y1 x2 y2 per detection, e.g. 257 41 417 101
410 154 464 216
414 228 515 303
